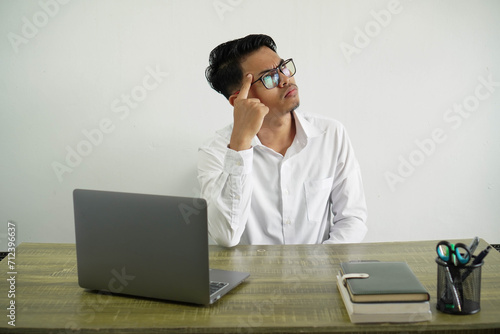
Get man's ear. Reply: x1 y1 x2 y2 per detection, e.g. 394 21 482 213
228 93 238 107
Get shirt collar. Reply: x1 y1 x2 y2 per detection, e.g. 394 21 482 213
293 110 325 140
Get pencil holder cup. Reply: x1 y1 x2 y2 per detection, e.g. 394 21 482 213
436 257 483 315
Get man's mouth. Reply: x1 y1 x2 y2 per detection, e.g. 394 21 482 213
285 85 298 98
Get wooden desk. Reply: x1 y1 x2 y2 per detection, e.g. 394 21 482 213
1 240 499 333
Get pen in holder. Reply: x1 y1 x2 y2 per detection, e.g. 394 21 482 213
436 256 483 315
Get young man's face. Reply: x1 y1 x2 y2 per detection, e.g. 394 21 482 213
238 46 300 116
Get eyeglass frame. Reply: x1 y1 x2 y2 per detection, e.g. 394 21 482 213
250 58 296 90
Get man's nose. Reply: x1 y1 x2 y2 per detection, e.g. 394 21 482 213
278 72 290 87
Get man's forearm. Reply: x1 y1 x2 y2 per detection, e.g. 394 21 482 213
198 148 254 247
323 217 367 244
326 167 368 244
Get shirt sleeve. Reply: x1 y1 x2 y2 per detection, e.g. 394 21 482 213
197 144 253 247
323 127 368 244
323 167 367 243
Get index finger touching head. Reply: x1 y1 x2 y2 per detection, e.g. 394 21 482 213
236 74 253 100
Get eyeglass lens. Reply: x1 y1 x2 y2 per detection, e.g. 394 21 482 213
262 72 280 89
261 59 295 89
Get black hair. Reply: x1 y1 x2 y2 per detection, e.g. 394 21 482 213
205 34 277 99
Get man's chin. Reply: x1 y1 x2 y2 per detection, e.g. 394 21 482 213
289 102 300 113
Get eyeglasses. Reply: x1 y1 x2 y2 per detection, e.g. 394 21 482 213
251 58 296 90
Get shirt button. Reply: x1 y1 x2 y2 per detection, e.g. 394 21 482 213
285 219 291 225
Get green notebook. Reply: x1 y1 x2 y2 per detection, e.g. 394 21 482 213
339 261 430 303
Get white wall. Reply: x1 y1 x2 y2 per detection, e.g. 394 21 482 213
1 0 499 246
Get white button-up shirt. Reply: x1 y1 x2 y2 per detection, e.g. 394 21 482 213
198 111 367 247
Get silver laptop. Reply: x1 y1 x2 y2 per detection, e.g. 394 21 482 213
73 189 249 305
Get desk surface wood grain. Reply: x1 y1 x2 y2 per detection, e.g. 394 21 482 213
1 240 499 333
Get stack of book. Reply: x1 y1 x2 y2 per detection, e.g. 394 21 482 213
336 261 432 323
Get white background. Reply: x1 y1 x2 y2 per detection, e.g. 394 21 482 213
1 0 499 246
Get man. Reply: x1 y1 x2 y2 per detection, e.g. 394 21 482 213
199 34 367 247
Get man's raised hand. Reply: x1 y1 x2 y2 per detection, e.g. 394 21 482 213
229 74 269 151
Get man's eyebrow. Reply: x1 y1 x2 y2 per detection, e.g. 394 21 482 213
257 59 284 76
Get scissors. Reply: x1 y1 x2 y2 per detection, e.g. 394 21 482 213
436 241 471 266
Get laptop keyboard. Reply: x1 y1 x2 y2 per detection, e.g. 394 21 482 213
210 281 229 296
